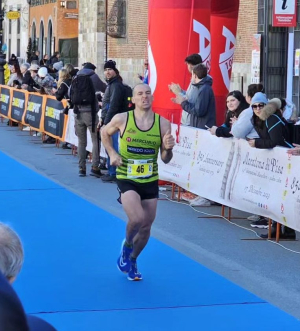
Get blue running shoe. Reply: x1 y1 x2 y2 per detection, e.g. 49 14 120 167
127 259 142 281
117 239 133 273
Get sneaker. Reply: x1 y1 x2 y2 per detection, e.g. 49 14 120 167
127 258 142 281
250 217 269 229
62 143 72 149
22 126 30 131
247 214 260 221
79 168 86 177
101 174 116 182
117 239 133 273
90 167 102 178
190 196 211 207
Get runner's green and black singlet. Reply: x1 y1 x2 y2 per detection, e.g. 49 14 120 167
117 111 161 183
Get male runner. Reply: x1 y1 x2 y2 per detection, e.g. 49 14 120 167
101 83 175 281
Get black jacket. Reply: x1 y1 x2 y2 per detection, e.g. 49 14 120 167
22 71 35 87
180 76 216 129
252 103 292 149
55 78 72 101
101 76 126 125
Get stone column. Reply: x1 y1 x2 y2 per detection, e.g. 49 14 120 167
79 0 107 79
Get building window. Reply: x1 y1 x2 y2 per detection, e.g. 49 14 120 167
67 1 77 9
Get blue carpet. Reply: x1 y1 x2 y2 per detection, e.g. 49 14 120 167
0 151 299 330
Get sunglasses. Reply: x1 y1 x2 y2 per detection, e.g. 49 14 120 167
252 103 265 110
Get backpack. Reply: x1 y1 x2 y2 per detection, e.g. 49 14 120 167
123 84 135 111
70 74 95 106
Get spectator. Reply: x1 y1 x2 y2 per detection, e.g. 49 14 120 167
70 62 106 177
169 53 203 125
0 222 24 284
208 90 249 137
231 84 264 140
49 52 61 65
137 59 149 84
248 94 292 149
247 94 295 239
171 63 216 129
52 61 64 79
64 63 75 76
0 223 57 331
101 60 126 182
20 63 35 91
8 53 18 66
27 64 40 92
171 63 216 207
7 63 22 87
30 50 40 63
40 54 49 67
34 67 56 95
53 69 71 101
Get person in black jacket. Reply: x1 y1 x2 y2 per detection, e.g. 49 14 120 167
248 92 295 240
101 60 126 182
248 93 293 149
209 90 249 137
20 63 35 90
53 68 71 101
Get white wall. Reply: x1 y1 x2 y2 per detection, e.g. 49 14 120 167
4 0 29 63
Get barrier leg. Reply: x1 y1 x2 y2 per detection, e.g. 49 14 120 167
55 139 60 148
268 219 272 239
177 186 181 202
276 222 281 243
228 207 232 221
171 183 175 200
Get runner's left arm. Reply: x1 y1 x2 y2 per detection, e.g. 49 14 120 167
160 117 175 164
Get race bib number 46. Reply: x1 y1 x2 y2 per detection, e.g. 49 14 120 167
127 159 153 179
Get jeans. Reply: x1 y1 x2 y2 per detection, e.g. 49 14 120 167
107 132 119 176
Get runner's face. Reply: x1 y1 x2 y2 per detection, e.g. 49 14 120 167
132 85 153 110
104 68 116 79
226 96 240 111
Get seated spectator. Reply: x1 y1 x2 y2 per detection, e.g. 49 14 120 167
208 90 248 137
7 63 22 87
34 67 56 95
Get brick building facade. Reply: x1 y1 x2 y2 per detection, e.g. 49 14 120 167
231 0 258 92
79 0 148 86
29 0 79 64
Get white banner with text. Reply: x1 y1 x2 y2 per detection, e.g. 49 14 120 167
158 124 300 232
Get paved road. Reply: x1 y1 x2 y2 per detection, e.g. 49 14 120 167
1 121 300 320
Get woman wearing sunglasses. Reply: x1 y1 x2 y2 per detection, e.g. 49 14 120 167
208 90 248 137
248 92 293 149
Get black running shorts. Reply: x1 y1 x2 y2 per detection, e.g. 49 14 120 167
116 179 159 200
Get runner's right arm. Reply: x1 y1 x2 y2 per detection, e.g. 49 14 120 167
101 113 127 166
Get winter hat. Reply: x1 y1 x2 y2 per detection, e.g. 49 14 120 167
53 61 63 71
38 67 48 78
84 62 96 70
104 60 117 71
251 92 268 105
268 98 282 109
